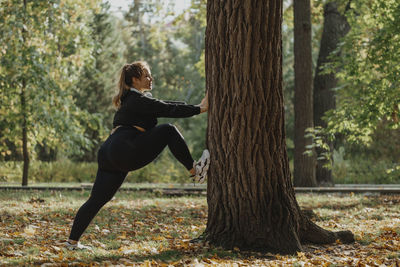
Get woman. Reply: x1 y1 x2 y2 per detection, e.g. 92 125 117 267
65 61 210 249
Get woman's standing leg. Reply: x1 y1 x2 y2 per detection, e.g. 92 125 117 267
68 169 127 241
68 123 199 242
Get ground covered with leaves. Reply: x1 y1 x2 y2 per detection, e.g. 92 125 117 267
0 190 399 266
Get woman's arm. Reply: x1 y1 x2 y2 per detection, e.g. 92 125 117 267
125 94 199 118
164 91 208 111
145 92 186 105
124 91 208 118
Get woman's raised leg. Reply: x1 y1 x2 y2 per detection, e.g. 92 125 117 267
123 124 195 171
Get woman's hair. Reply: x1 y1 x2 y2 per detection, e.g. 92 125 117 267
112 61 150 109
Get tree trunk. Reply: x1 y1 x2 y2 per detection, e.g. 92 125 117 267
21 0 29 186
21 79 29 186
314 2 350 186
293 0 316 187
203 0 353 254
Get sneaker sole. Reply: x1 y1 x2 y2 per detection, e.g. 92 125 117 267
198 156 210 177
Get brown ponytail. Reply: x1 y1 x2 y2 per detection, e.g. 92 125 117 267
112 61 150 109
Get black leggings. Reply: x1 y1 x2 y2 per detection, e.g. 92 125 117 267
69 124 194 241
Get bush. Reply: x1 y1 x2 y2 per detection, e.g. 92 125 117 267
0 151 190 184
0 160 98 183
332 147 400 184
30 160 98 183
0 161 22 182
3 148 396 185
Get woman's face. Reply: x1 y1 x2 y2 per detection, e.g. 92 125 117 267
133 67 153 91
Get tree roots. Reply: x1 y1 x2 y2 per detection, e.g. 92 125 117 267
300 215 355 244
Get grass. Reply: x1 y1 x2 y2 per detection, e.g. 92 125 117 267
0 190 400 266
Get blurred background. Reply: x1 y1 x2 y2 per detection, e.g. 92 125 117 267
0 0 399 185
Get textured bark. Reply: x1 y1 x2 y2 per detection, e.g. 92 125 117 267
314 2 350 186
293 0 316 187
203 0 353 254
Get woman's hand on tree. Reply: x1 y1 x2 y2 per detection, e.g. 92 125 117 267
199 91 209 113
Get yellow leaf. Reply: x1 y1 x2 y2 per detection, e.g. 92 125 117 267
202 258 212 264
296 251 307 260
175 217 184 223
152 236 165 241
118 232 127 239
143 260 152 267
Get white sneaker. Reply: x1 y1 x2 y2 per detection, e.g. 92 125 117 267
193 149 210 183
61 240 92 251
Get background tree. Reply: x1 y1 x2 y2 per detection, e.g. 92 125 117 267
324 0 400 140
282 0 324 172
293 0 316 186
313 1 350 186
0 0 101 185
204 0 353 253
320 0 400 181
1 0 397 185
73 2 128 161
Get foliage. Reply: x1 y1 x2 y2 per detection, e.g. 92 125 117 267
322 0 400 144
0 0 103 162
331 121 400 183
73 2 128 161
332 147 400 184
0 160 97 183
0 191 399 265
305 0 400 176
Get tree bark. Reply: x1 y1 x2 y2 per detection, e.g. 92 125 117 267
21 79 29 186
313 2 350 186
21 0 29 186
203 0 353 254
293 0 316 187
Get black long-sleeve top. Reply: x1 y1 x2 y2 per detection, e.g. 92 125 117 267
112 89 201 130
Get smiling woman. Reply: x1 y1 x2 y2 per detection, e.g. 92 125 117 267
64 61 210 249
112 61 152 109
